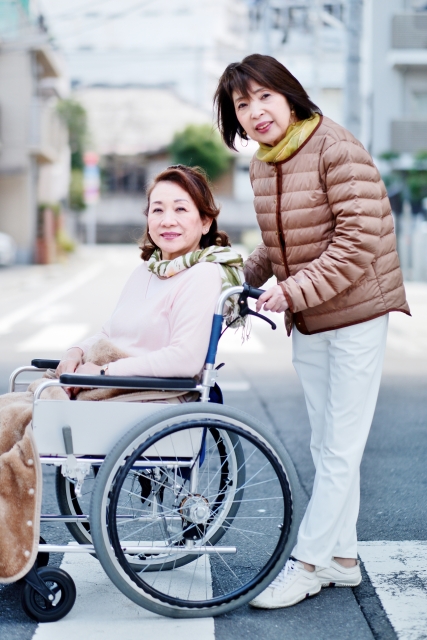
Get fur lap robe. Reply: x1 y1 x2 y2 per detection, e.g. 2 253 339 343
0 340 196 583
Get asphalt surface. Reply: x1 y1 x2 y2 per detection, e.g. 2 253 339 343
0 245 425 639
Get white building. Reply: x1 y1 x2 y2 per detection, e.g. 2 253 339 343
38 0 249 112
248 1 347 125
361 0 427 156
0 1 70 262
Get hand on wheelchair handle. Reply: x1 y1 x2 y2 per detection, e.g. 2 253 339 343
256 284 289 314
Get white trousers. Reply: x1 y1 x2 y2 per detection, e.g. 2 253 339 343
291 314 389 568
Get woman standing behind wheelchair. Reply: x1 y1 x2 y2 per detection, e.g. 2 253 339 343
214 54 410 609
56 165 243 391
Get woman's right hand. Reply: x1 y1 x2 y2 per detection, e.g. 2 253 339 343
56 348 84 398
56 348 83 377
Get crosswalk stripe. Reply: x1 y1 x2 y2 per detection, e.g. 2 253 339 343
17 323 90 352
0 264 104 335
33 549 215 639
27 542 426 636
217 329 264 354
359 541 427 640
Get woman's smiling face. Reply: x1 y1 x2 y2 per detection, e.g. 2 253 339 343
232 81 293 147
147 181 210 260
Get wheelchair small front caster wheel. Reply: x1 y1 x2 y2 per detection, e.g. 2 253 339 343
21 567 76 622
36 536 49 568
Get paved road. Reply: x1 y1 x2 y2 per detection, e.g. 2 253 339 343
0 245 426 640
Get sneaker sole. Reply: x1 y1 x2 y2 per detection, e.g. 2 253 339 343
249 584 322 609
321 577 362 588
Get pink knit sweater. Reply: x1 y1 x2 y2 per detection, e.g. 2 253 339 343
73 261 222 377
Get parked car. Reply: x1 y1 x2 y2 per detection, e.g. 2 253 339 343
0 232 17 266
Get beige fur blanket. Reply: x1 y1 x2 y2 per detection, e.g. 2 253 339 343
0 340 196 583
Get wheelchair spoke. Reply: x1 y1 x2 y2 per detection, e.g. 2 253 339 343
97 419 292 611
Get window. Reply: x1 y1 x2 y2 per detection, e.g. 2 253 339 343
412 91 427 116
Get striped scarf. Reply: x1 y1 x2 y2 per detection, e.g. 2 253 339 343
256 114 321 163
147 246 245 327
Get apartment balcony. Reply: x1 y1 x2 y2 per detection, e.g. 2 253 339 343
391 119 427 153
392 13 427 49
388 13 427 69
29 98 67 164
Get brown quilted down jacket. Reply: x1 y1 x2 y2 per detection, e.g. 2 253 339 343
244 116 410 335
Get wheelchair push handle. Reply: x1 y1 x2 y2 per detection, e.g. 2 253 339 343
237 283 277 332
240 283 265 300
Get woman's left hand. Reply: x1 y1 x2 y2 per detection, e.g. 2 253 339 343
256 285 289 313
64 362 105 398
75 363 104 376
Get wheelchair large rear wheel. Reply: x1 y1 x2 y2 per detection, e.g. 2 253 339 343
56 430 244 572
90 403 302 618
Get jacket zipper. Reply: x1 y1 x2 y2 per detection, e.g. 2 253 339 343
275 164 308 333
275 163 290 278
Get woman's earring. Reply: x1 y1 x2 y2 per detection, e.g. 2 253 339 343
241 130 249 147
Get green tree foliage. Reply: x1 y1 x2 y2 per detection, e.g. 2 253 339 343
69 169 86 211
57 99 87 170
169 125 231 181
57 99 88 210
380 150 427 213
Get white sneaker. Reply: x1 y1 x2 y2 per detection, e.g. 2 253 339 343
317 559 362 587
249 559 321 609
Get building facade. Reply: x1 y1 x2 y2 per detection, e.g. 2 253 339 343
361 0 427 156
39 0 249 113
0 0 69 262
248 1 347 125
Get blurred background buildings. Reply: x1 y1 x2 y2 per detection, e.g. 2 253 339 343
0 0 426 279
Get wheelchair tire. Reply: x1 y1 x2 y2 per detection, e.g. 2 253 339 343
21 567 76 623
90 403 303 618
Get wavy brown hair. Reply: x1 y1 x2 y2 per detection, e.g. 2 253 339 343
139 165 230 261
214 53 321 150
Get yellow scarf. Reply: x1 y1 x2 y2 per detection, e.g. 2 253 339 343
256 114 321 163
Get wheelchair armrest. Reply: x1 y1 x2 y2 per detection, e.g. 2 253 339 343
32 359 61 369
59 373 198 391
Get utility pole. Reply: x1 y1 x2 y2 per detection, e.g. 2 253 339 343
262 0 272 55
344 0 363 138
311 0 323 106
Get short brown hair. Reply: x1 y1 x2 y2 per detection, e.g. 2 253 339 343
139 165 230 261
214 54 321 150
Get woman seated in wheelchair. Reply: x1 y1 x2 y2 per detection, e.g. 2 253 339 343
56 165 243 399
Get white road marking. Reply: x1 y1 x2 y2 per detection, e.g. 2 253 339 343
386 283 427 358
218 329 264 354
34 548 215 639
33 303 74 325
220 381 251 391
17 323 90 352
359 541 427 640
0 264 104 335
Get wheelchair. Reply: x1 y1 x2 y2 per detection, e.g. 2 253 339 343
9 284 302 621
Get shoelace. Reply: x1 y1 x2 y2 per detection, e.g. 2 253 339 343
270 559 300 589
